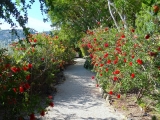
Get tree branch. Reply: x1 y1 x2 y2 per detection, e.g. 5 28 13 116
109 2 127 29
107 0 119 30
108 0 128 29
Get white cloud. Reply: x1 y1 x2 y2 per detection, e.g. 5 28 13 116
0 21 22 30
27 17 52 32
0 17 52 32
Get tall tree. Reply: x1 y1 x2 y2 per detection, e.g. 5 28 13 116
45 0 145 42
0 0 154 40
45 0 112 42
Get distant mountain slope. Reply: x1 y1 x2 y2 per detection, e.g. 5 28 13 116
0 29 51 47
0 29 38 41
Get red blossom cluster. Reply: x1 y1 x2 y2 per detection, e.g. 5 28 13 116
82 27 160 100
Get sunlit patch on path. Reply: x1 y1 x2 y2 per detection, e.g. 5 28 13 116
39 58 125 120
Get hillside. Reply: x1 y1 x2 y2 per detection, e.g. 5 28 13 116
0 29 51 47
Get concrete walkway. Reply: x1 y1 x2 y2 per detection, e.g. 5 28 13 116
42 58 125 120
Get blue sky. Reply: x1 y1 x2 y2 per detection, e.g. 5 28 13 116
0 1 52 32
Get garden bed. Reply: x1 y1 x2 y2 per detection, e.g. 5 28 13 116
98 87 160 120
111 94 153 120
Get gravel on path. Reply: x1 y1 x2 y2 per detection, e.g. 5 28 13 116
41 58 125 120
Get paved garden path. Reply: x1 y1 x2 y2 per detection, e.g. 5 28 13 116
42 58 125 120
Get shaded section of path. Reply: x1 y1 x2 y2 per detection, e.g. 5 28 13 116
41 58 125 120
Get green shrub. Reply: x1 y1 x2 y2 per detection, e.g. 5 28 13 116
0 33 75 119
84 56 93 70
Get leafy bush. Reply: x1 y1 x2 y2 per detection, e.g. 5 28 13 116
80 25 160 101
0 33 76 119
79 44 89 57
84 56 93 70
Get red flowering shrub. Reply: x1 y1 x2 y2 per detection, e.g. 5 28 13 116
80 26 160 101
0 33 75 119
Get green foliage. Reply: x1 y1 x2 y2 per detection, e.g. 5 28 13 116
78 40 89 57
84 57 93 70
114 0 143 27
81 25 160 101
46 0 110 42
1 0 160 118
135 3 160 34
0 33 75 119
79 46 88 57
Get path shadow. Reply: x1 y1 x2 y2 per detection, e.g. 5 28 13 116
40 59 123 120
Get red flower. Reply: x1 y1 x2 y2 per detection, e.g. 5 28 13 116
149 52 157 57
109 90 113 95
90 54 93 58
13 88 17 93
99 57 102 61
113 77 118 81
107 60 111 64
104 53 109 58
55 36 58 39
26 74 30 80
117 94 121 99
28 63 32 69
100 64 104 67
129 62 132 66
134 44 139 48
30 113 35 120
131 29 135 33
131 55 135 59
145 34 150 39
104 43 109 47
124 58 127 63
96 84 99 87
11 66 20 73
33 39 37 42
29 39 32 42
98 48 102 51
105 27 108 31
49 102 54 107
131 73 135 78
113 60 118 64
87 44 92 48
106 68 109 72
5 64 10 68
158 46 160 51
91 76 95 79
23 66 29 71
16 67 21 72
48 96 53 99
121 34 125 38
137 59 143 65
41 58 45 61
24 83 30 90
122 52 127 56
89 31 94 35
115 47 121 52
93 38 97 41
113 70 120 74
10 67 17 73
153 5 159 13
40 110 45 116
19 86 24 93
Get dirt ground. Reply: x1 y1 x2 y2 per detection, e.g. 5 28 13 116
110 93 159 120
